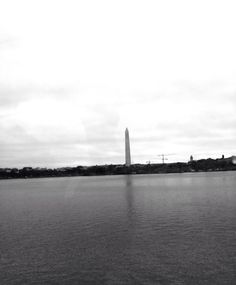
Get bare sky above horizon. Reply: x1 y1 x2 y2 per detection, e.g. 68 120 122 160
1 0 236 167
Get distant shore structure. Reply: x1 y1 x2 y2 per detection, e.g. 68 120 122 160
125 128 131 166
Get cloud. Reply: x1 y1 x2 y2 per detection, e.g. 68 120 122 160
0 38 12 47
0 84 73 107
1 80 236 167
1 1 236 166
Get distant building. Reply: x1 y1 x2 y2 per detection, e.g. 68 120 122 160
231 156 236 164
190 155 193 162
22 167 33 171
125 128 131 167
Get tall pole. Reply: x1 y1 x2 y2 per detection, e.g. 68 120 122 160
125 128 131 167
161 154 165 164
157 154 170 164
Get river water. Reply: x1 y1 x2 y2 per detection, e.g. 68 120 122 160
0 172 236 284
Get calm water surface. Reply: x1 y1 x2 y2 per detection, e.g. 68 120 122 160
0 172 236 284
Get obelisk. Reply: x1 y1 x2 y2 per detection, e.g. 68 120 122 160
125 128 131 166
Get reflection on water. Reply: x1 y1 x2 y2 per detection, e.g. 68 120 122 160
0 172 236 284
125 174 133 187
125 175 135 226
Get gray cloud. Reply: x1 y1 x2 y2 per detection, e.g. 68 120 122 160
0 84 73 109
0 37 16 48
1 80 236 167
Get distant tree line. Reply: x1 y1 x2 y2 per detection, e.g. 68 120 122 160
0 157 236 179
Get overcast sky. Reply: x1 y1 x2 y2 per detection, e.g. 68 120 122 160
0 0 236 167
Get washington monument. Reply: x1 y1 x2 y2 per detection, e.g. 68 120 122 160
125 128 131 166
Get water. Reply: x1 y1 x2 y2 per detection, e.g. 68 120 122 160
0 172 236 284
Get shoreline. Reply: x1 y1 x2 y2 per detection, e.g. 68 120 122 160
1 165 236 181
